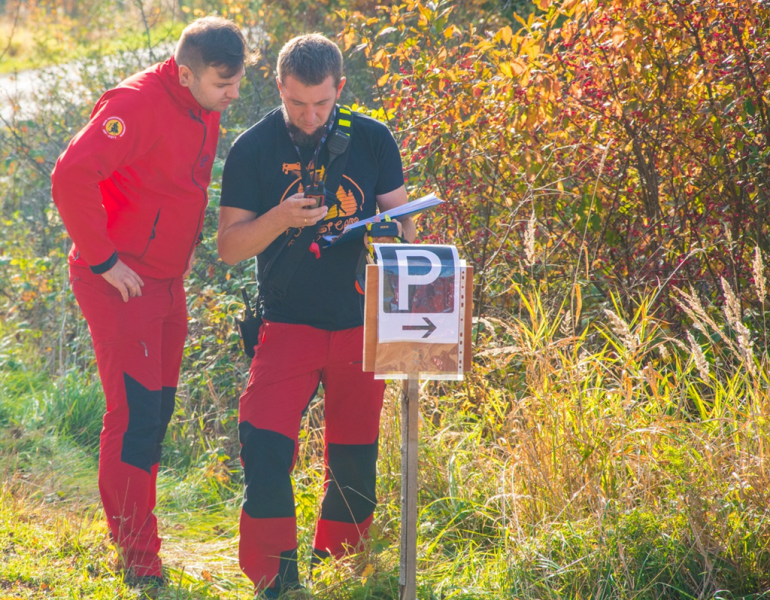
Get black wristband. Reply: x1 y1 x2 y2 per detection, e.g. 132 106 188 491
89 251 119 274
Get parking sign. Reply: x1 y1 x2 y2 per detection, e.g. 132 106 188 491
363 244 472 380
375 245 461 344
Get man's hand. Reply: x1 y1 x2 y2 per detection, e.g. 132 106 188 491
218 195 329 265
364 217 404 251
278 193 329 229
102 259 145 302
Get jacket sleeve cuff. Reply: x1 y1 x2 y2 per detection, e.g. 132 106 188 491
89 251 119 274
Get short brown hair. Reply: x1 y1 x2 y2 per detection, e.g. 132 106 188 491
175 17 253 78
277 34 343 87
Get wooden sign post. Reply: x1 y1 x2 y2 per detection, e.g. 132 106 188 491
362 245 473 600
400 375 419 599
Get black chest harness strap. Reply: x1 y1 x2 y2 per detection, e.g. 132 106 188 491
263 106 353 303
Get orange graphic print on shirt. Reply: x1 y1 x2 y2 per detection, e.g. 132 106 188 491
280 162 365 241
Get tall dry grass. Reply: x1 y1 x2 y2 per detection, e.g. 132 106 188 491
389 261 770 596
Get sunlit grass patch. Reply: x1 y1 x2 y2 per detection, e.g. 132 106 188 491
0 485 123 598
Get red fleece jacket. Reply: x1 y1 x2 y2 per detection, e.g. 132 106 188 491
51 57 220 279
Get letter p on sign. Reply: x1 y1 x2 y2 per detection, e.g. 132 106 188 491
394 249 442 312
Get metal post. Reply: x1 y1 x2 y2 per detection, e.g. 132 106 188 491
400 375 420 600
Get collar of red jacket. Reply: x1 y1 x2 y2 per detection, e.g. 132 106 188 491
157 56 213 116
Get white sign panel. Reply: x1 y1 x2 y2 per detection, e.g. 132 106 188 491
374 244 461 344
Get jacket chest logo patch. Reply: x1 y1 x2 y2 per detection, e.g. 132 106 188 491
199 155 210 169
102 117 126 139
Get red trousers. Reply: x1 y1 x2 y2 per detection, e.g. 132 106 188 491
238 322 385 592
70 265 187 578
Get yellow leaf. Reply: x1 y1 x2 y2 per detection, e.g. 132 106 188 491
524 39 541 60
377 73 390 87
362 564 375 578
500 26 512 45
561 21 577 43
499 62 513 78
201 570 213 581
343 30 356 51
612 24 625 46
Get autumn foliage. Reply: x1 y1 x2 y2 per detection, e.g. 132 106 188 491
3 1 770 596
339 0 770 326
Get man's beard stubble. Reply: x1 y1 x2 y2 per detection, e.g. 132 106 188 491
282 105 326 149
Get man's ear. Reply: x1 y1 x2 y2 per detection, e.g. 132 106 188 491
276 76 283 96
178 64 195 88
336 76 347 99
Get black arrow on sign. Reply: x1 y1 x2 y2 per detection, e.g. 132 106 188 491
403 317 437 338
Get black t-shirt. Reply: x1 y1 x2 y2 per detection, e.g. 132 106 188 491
220 107 404 330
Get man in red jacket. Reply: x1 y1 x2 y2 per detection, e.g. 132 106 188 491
51 16 250 586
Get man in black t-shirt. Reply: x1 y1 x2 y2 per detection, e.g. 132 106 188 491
218 33 415 596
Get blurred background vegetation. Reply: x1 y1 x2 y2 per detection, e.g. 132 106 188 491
2 0 770 598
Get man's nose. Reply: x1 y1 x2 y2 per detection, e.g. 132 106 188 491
305 107 319 123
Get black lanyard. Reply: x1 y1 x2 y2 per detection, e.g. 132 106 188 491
285 106 336 188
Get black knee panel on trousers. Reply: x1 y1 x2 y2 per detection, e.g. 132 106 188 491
276 548 299 590
151 386 176 466
239 422 296 519
320 441 379 523
122 373 162 473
